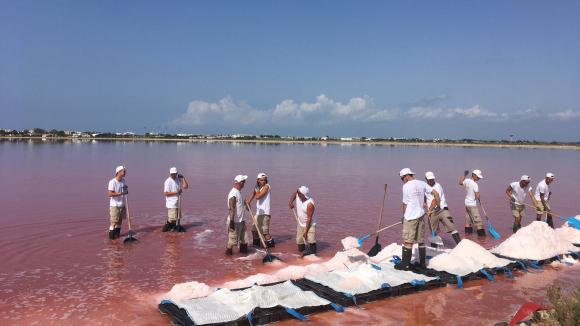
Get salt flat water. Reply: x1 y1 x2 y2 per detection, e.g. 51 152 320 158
0 140 578 325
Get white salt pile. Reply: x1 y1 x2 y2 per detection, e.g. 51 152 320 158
341 236 360 250
555 216 580 244
371 243 448 265
165 281 215 301
221 248 370 289
491 221 577 260
428 239 512 276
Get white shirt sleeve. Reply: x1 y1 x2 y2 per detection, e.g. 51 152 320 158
164 179 171 193
473 182 479 193
108 179 115 192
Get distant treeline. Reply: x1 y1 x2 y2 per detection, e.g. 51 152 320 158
1 128 578 146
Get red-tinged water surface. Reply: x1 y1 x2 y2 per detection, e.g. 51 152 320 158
0 140 579 325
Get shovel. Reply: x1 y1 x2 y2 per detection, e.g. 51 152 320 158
521 202 580 230
426 211 444 248
479 201 501 239
123 195 138 243
247 204 280 263
290 208 312 256
367 184 388 257
172 194 186 232
354 221 403 256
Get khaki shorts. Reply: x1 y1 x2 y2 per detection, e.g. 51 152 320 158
429 208 456 233
296 224 316 245
109 206 126 225
465 206 483 228
167 208 179 222
535 202 551 215
251 214 271 239
402 216 425 244
510 203 525 220
227 220 248 248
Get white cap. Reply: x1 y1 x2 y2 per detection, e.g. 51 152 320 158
425 171 435 180
546 172 555 179
257 173 267 179
520 175 531 181
170 167 178 174
234 175 248 183
399 168 415 177
115 165 126 174
472 169 483 179
298 186 310 196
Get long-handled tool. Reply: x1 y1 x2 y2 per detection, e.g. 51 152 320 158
123 195 138 243
367 184 388 257
426 211 444 248
479 201 501 239
290 208 312 256
520 202 580 230
355 221 403 255
246 204 280 263
172 194 186 232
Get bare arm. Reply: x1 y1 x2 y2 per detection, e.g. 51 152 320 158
108 190 122 198
459 175 466 186
540 192 548 209
254 184 269 200
180 177 189 189
228 196 236 229
429 190 440 213
245 186 258 205
506 185 514 201
289 192 297 209
528 191 537 206
303 203 315 233
475 191 481 203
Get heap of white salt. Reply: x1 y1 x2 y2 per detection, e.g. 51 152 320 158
555 216 580 245
428 239 512 276
371 243 448 264
491 221 577 260
165 281 215 301
341 236 360 250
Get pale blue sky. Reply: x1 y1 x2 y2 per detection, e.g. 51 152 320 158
1 1 579 141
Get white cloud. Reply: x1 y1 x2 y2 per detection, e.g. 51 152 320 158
172 95 580 128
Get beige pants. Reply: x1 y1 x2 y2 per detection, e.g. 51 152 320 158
227 220 248 248
535 202 551 215
167 208 179 222
429 208 456 233
109 206 126 225
465 206 483 228
402 216 425 244
296 224 316 244
252 214 271 240
510 203 525 220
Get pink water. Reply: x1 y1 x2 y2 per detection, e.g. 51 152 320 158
1 140 578 325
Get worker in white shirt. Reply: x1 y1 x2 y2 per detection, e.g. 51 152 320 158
506 175 534 232
289 186 317 255
107 166 128 240
396 168 440 271
225 175 249 255
459 169 486 237
162 167 189 232
534 173 555 228
425 171 461 245
245 173 274 248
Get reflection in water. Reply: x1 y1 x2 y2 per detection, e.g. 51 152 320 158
160 234 182 288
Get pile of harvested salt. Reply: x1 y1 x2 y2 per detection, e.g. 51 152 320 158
165 281 215 301
341 236 360 250
371 243 448 264
491 221 577 260
555 216 580 245
428 239 512 276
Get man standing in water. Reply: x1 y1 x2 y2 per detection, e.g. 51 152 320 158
107 166 128 240
425 171 461 245
162 167 189 232
459 169 486 237
535 173 555 228
289 186 317 255
245 173 274 248
225 175 248 255
506 175 534 232
396 168 440 271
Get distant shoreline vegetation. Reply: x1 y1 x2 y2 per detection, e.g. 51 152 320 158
1 128 578 149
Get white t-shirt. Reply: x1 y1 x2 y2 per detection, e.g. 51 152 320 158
509 181 532 205
256 184 271 215
534 180 551 202
426 182 447 209
462 178 479 207
402 179 432 220
227 187 244 223
108 178 126 207
164 177 180 209
296 196 316 227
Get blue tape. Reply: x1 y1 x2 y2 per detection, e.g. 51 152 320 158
285 307 308 321
456 275 463 288
503 267 513 279
371 264 382 270
357 234 371 246
330 303 344 313
381 282 391 289
410 279 426 286
568 252 579 258
529 261 541 269
516 260 528 271
160 299 175 305
247 312 254 326
480 269 495 282
391 255 401 264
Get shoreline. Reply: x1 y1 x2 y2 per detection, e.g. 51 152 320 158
1 136 578 150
